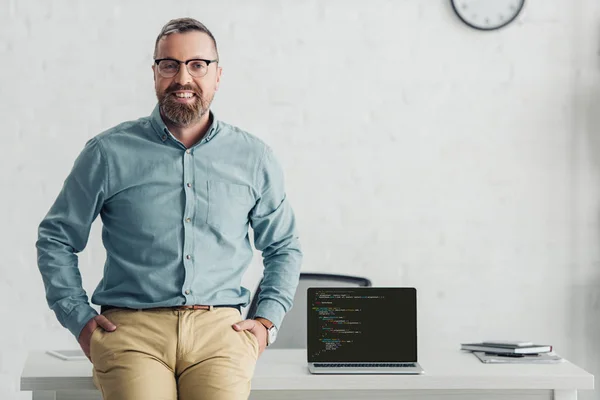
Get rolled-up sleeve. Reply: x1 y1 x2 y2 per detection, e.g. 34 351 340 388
36 138 107 339
249 146 303 329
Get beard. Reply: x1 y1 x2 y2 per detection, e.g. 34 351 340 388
156 84 214 127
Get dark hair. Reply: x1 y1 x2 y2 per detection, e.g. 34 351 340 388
154 18 218 59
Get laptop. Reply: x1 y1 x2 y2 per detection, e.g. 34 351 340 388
307 287 424 374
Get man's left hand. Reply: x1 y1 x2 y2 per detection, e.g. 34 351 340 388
232 319 267 355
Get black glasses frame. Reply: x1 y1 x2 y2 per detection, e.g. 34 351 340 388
154 58 219 77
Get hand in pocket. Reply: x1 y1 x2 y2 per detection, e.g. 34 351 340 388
78 315 117 362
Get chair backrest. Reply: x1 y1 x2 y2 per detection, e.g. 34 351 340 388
247 273 372 349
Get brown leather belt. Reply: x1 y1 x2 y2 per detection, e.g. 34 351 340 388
101 304 241 314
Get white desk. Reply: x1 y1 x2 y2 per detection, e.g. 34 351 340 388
21 347 594 400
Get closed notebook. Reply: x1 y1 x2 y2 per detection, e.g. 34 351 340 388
481 340 533 347
461 343 552 354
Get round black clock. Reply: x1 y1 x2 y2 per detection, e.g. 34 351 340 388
451 0 525 31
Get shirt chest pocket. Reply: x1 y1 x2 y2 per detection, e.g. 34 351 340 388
207 181 254 236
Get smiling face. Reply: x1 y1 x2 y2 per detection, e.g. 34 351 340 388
153 31 222 127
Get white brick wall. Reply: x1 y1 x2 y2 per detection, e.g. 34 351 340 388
2 0 600 399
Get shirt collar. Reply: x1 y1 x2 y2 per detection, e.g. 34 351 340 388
150 103 220 144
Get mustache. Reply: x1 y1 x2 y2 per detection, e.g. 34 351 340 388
165 85 201 96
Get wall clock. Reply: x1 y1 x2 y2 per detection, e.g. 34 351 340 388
450 0 525 31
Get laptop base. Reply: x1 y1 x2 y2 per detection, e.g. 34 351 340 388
308 362 424 375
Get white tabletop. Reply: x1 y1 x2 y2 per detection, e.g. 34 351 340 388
21 347 594 392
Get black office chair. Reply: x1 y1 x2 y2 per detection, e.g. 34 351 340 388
246 272 372 349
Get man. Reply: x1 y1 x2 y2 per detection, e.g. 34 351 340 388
36 17 302 400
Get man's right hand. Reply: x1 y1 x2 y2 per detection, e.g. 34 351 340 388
78 315 117 362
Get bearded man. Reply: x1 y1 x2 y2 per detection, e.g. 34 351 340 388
36 17 302 400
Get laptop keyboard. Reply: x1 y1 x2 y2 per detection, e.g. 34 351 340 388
314 363 416 368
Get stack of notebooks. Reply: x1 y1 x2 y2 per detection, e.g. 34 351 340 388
460 340 564 364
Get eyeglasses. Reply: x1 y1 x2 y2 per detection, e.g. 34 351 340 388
154 58 218 78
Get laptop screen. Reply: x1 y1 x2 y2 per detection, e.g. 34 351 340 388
307 287 417 363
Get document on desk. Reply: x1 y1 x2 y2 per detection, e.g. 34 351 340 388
46 350 87 361
473 351 564 364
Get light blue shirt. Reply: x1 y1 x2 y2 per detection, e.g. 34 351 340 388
36 105 303 339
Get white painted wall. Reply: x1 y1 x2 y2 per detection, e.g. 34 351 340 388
1 0 600 399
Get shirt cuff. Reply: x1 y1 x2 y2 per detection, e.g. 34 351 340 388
253 298 286 329
63 304 99 339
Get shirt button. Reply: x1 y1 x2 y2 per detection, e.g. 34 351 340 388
185 290 191 295
185 218 191 223
186 149 191 154
162 135 167 140
186 254 191 260
186 183 192 188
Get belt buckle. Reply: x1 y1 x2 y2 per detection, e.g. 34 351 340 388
186 305 212 311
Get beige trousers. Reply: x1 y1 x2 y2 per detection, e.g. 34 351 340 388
90 306 259 400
